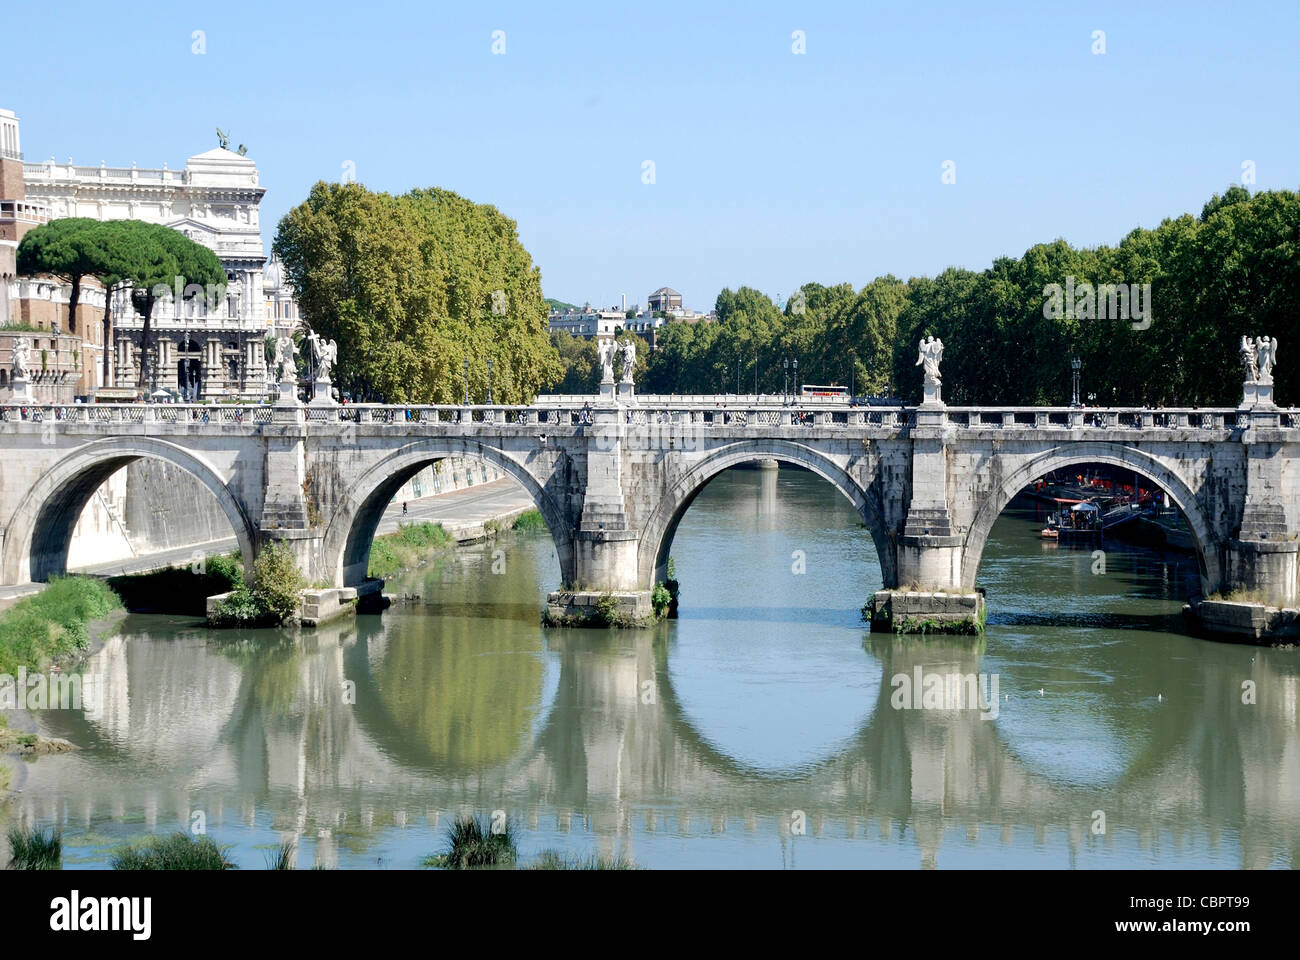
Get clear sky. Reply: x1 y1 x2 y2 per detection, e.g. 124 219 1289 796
9 0 1299 313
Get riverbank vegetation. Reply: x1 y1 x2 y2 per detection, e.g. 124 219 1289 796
512 508 547 532
111 832 237 870
0 577 122 675
424 815 517 869
526 850 636 870
542 187 1300 408
423 816 634 869
367 521 453 579
5 826 63 870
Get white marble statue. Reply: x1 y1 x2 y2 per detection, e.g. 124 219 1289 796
1241 335 1259 382
916 335 944 384
274 335 298 384
620 338 636 383
312 335 338 382
11 336 31 380
1255 335 1278 384
598 338 616 383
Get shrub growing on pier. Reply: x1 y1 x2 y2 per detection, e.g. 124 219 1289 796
252 542 306 626
5 826 63 870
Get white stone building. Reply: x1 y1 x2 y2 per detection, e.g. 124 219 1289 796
23 146 277 400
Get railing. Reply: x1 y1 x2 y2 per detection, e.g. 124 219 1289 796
0 401 1288 434
939 406 1247 432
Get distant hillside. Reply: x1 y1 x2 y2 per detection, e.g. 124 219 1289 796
545 298 578 311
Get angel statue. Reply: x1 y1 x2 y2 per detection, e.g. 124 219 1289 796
11 336 31 380
1241 335 1259 382
916 335 945 385
598 338 617 383
1255 335 1278 385
312 335 338 382
621 338 636 383
274 334 298 384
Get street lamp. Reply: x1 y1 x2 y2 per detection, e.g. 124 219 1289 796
1071 357 1081 407
463 357 470 405
783 358 789 405
487 357 494 405
793 358 799 398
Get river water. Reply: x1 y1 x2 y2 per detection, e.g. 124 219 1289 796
6 468 1298 869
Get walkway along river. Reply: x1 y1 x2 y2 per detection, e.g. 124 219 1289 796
2 468 1296 869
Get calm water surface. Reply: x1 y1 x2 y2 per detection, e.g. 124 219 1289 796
5 468 1298 868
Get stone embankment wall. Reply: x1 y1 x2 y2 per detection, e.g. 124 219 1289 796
66 456 504 568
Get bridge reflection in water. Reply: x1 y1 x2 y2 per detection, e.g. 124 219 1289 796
5 470 1298 869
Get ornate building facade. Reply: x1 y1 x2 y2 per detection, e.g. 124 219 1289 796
23 143 274 399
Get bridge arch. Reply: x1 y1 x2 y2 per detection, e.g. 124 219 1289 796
960 443 1222 595
637 439 895 590
321 437 575 588
1 437 258 584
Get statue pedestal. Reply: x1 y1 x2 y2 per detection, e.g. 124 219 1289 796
1241 381 1274 408
921 381 943 406
309 379 336 406
617 380 636 403
598 379 616 404
9 376 34 403
276 380 301 406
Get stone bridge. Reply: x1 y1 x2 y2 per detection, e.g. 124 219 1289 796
1 393 1297 632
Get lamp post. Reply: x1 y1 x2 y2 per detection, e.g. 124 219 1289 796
793 357 799 398
783 358 789 405
463 357 470 405
1071 357 1081 407
850 352 856 400
487 357 494 405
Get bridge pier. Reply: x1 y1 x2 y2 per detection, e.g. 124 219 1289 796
545 402 655 625
877 401 986 634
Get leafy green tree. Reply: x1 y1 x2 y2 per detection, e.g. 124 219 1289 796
17 218 113 335
110 221 225 389
274 181 561 403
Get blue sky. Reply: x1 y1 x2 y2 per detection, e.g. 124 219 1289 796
10 1 1300 312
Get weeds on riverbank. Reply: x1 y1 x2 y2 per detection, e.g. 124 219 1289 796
423 815 518 869
0 577 122 675
368 522 452 579
5 826 63 870
513 508 546 531
111 832 237 870
527 850 636 870
265 840 296 870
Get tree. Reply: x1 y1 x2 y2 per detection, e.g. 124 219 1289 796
273 181 562 403
17 218 110 335
120 223 225 390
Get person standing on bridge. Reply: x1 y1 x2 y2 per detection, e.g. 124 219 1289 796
402 502 408 517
